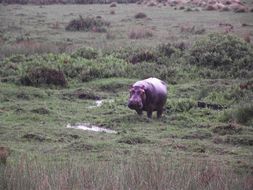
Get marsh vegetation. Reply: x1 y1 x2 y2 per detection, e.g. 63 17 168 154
0 1 253 189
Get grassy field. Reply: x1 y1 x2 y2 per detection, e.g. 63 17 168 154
0 4 253 54
0 3 253 190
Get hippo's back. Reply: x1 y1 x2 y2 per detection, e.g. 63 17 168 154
134 77 167 95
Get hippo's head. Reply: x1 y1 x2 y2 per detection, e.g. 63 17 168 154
128 85 146 110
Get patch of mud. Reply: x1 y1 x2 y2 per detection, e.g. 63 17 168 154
67 123 117 134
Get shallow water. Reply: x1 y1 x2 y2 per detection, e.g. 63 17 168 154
87 99 114 109
67 123 117 134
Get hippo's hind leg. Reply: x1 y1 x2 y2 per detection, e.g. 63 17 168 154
157 109 163 118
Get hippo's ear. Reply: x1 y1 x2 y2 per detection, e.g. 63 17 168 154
129 85 134 92
140 85 145 93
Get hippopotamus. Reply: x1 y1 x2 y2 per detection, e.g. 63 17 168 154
128 77 167 118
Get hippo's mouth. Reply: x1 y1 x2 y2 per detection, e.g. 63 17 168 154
128 103 143 110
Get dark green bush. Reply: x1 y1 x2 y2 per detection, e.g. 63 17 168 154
167 98 196 113
129 49 157 64
1 51 180 85
20 67 67 87
109 47 157 64
134 12 147 19
189 33 253 78
157 43 179 57
71 47 98 59
80 55 129 81
65 16 110 32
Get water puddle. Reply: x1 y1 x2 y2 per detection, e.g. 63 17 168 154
87 99 114 109
67 123 117 134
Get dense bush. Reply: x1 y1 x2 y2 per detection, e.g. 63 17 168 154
134 12 147 19
167 98 196 113
0 52 179 86
71 47 98 59
65 16 110 32
189 33 253 78
20 67 67 87
128 49 157 64
157 43 180 57
2 34 252 88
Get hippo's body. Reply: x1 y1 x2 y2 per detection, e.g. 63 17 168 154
128 77 167 118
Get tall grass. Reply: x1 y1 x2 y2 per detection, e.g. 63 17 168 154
1 0 139 4
1 154 252 190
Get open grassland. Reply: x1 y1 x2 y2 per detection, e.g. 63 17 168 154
0 3 253 190
0 3 253 56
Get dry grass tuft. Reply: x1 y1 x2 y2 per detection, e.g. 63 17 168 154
110 3 117 7
0 40 74 59
110 10 116 15
65 16 110 32
128 27 153 39
0 146 10 164
134 12 147 19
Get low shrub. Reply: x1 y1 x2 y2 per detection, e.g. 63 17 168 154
128 49 157 64
20 67 67 87
65 16 110 32
71 47 98 59
0 146 10 165
110 2 117 7
80 55 129 82
128 27 153 39
167 98 196 113
134 12 147 19
189 33 253 78
157 43 179 57
110 10 116 14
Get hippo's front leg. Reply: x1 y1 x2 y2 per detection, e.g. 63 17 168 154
136 110 143 115
147 110 153 118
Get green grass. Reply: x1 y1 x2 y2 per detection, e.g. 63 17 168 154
0 3 253 190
